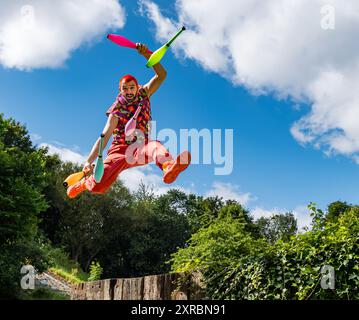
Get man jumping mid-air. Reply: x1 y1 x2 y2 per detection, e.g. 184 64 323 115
67 43 191 198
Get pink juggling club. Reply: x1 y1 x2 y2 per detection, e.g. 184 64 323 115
107 34 153 54
125 105 142 138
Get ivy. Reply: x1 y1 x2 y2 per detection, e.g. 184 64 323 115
169 205 359 300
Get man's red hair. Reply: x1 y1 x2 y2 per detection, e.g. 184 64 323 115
119 74 138 88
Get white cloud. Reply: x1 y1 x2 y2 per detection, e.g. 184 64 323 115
353 155 359 165
140 0 359 163
0 0 125 70
30 133 42 142
204 181 253 205
40 142 86 164
251 207 279 220
119 164 194 195
119 165 168 194
251 205 312 232
292 205 313 232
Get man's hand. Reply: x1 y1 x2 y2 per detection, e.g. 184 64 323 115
84 114 118 169
82 162 95 175
136 43 150 58
136 42 167 98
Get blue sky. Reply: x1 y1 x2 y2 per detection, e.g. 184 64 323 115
1 0 358 228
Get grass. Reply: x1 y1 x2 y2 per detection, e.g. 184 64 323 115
49 267 88 284
20 288 70 300
17 244 89 300
44 246 90 284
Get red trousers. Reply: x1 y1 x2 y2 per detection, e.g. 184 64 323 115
85 140 173 194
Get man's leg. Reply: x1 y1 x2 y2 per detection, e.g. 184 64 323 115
130 140 173 170
67 144 128 198
129 140 191 184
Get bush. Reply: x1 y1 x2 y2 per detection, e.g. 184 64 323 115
88 261 103 281
40 240 89 284
169 205 359 300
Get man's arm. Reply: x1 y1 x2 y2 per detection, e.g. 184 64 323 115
83 114 118 172
136 43 167 98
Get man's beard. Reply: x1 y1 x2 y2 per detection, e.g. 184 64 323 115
126 94 135 101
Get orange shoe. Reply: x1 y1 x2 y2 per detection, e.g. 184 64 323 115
67 178 87 198
163 151 191 184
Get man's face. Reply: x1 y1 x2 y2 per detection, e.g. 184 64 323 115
121 80 138 102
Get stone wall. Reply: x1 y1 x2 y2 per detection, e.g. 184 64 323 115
71 272 204 300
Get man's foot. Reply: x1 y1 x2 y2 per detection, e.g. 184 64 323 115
163 151 191 184
67 179 87 199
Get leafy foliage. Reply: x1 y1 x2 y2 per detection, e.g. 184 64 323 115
41 241 89 283
326 201 352 222
88 261 103 281
117 188 191 277
170 203 359 300
256 212 297 243
0 114 50 298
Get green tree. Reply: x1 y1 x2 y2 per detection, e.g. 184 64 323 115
87 180 134 277
0 114 50 298
326 201 352 222
38 154 67 244
185 195 225 232
256 212 297 243
120 188 191 277
219 202 260 237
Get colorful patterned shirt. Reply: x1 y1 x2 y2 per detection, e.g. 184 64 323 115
106 87 152 145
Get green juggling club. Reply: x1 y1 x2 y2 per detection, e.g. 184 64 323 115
94 134 105 183
146 26 186 68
